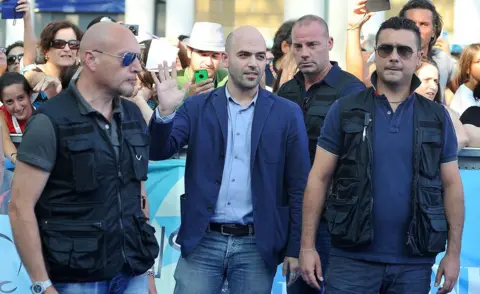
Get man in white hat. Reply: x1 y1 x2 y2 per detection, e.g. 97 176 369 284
178 22 229 96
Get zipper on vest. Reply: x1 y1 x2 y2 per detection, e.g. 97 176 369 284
364 113 374 240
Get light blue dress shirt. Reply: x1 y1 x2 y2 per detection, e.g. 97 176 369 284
210 87 257 225
154 87 257 225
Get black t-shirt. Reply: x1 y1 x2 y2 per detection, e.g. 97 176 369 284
460 106 480 127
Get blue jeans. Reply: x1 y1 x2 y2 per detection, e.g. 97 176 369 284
54 272 147 294
287 222 331 294
325 255 433 294
174 231 276 294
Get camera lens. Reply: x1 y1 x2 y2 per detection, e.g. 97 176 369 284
199 74 204 79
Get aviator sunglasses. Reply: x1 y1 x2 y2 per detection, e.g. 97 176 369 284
92 50 141 67
7 54 24 65
375 44 415 60
50 39 81 50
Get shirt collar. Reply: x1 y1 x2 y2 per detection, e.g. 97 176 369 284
370 71 422 96
225 85 258 106
294 61 341 88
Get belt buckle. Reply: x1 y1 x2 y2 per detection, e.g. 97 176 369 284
220 224 235 236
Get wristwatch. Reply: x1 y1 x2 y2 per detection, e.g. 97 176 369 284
31 280 52 294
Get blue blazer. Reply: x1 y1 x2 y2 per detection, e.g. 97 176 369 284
148 86 310 269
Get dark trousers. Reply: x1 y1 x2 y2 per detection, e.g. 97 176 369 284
325 255 433 294
287 222 331 294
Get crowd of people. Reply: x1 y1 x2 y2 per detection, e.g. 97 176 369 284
0 0 475 293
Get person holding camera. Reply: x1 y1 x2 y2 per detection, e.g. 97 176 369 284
177 22 229 97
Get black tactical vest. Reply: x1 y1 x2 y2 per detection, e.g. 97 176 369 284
33 88 159 282
324 88 448 257
277 69 361 163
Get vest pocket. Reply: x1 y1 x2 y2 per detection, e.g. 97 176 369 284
66 139 99 192
133 215 160 262
324 196 359 244
125 133 150 181
306 102 331 139
418 206 448 254
40 220 106 270
420 130 442 178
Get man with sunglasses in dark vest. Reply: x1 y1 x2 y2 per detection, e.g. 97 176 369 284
8 22 159 294
299 17 464 294
275 14 365 293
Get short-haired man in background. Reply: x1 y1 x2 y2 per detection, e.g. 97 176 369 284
277 15 365 294
300 17 464 294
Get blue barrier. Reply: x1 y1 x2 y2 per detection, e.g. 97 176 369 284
0 156 479 293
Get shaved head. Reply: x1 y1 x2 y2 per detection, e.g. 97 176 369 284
294 14 329 36
77 21 141 98
225 26 266 54
79 22 137 60
223 26 267 93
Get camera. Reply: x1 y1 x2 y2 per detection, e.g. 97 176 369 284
123 24 139 36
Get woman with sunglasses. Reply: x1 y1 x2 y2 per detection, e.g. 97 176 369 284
449 43 480 116
0 72 34 165
415 60 468 151
22 20 83 104
6 41 24 73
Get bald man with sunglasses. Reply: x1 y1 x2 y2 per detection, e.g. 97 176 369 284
8 22 159 294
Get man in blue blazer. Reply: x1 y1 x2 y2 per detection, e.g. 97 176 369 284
148 26 311 294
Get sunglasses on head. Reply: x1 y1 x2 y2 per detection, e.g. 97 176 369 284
376 44 415 60
92 50 141 67
7 54 24 65
51 39 80 50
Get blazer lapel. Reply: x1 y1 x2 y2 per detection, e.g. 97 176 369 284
251 88 273 169
212 88 228 147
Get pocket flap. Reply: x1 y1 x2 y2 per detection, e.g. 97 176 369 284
421 206 448 232
48 237 73 252
307 103 331 116
66 139 93 152
73 238 99 252
126 133 150 147
342 121 364 134
421 129 442 143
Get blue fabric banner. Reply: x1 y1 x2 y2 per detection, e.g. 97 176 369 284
35 0 124 13
0 162 479 293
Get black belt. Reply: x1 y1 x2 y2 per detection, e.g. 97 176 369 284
208 223 255 236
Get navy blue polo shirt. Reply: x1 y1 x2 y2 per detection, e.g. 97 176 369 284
292 62 366 97
317 74 458 264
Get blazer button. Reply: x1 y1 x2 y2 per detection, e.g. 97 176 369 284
215 179 221 184
220 153 225 158
207 205 213 212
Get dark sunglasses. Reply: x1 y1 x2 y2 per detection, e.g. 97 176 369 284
92 50 141 67
51 39 80 50
7 54 24 65
376 44 415 60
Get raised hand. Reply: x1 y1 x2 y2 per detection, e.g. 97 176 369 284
150 61 191 116
15 0 31 20
348 0 375 30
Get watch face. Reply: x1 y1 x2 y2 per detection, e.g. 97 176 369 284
32 284 43 293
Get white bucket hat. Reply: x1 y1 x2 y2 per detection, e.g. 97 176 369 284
185 22 225 52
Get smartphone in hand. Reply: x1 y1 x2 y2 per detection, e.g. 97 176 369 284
366 0 391 13
194 69 209 84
